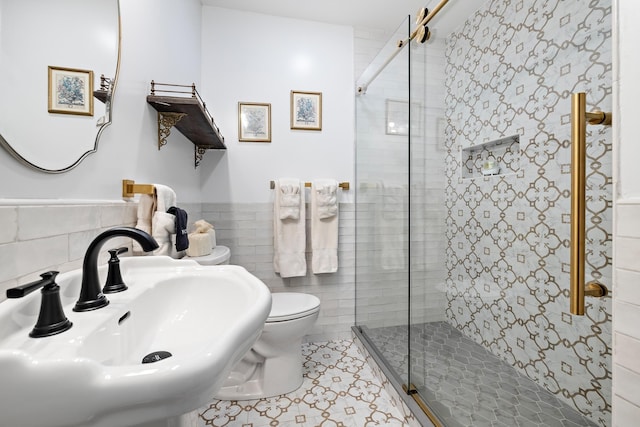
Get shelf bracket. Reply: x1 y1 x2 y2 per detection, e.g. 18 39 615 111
157 112 187 150
194 146 207 169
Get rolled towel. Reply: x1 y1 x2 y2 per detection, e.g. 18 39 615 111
278 180 301 220
187 220 215 256
194 219 216 248
186 233 212 257
194 219 213 231
314 181 338 219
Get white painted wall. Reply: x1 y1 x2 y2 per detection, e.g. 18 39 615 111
612 1 640 425
0 0 203 202
616 1 640 200
198 7 354 204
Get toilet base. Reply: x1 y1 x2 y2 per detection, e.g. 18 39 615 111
214 340 305 400
214 294 320 401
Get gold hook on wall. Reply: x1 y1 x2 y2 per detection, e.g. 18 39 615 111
122 179 154 198
569 92 610 315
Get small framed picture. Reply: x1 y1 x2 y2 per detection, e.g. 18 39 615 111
290 90 322 131
238 102 271 142
48 66 94 116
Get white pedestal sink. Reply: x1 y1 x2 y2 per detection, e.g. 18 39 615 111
0 257 272 427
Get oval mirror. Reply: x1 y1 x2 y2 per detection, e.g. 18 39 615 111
0 0 120 173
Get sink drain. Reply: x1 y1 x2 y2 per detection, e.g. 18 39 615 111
142 351 172 364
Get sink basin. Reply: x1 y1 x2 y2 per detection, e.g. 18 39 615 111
0 256 272 427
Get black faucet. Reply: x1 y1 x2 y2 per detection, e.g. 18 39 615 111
73 227 159 312
6 271 73 338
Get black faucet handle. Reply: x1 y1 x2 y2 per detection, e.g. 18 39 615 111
6 271 72 338
104 247 128 294
7 271 60 298
108 247 129 260
29 272 73 338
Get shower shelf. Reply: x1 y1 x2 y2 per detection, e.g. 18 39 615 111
461 134 520 179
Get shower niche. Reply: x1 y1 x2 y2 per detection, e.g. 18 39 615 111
461 134 520 179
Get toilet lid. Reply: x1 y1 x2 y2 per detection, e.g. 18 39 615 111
187 245 230 265
267 292 320 322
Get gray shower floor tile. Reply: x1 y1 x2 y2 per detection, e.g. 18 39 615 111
362 321 598 427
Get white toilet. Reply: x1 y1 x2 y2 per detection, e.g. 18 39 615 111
215 292 320 400
185 246 321 400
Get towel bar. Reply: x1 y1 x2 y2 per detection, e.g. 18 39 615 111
569 92 610 315
269 181 350 190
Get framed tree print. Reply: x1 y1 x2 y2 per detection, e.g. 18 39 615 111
290 90 322 131
238 102 271 142
48 66 94 116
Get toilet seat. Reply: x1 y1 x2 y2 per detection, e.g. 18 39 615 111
267 293 320 323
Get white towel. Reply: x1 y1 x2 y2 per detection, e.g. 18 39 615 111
279 181 301 220
132 183 182 257
154 184 176 213
311 179 339 274
152 184 179 257
152 211 180 257
273 178 307 278
132 193 155 254
315 181 338 219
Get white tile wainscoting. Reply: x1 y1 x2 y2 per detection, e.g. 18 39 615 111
0 201 138 299
613 200 640 425
0 200 357 343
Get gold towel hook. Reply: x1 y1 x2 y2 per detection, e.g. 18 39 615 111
122 179 155 198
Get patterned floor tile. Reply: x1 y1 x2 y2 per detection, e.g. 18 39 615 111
196 340 410 427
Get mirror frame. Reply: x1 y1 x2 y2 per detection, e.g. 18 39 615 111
0 0 122 174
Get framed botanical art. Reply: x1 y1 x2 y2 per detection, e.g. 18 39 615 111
48 66 94 116
290 90 322 131
238 102 271 142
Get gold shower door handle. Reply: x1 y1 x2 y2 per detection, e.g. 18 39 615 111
570 92 610 315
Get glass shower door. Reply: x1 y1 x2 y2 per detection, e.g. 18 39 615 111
354 17 411 387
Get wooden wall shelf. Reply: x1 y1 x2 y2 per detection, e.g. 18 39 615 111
93 75 112 104
93 90 109 104
146 81 225 168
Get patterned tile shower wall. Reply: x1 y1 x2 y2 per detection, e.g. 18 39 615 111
443 1 612 425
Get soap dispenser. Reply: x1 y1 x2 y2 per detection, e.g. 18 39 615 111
103 247 128 293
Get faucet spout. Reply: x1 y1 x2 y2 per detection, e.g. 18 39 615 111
73 227 159 312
